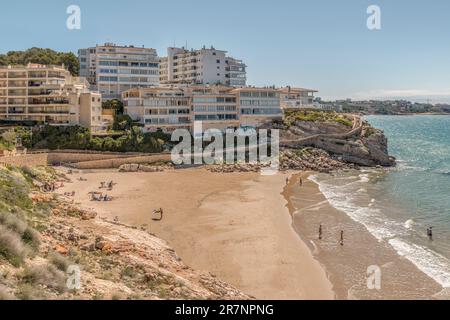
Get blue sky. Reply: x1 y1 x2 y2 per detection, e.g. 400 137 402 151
1 0 450 101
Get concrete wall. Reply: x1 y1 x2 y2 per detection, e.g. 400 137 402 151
47 152 137 165
71 154 172 169
0 153 48 167
0 151 171 169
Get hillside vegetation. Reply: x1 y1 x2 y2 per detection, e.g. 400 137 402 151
284 110 353 127
23 125 168 153
0 48 79 76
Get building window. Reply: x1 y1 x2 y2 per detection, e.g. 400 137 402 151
216 60 220 63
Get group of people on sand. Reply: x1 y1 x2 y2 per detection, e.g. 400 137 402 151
317 224 345 246
64 191 76 197
99 181 115 190
90 192 112 202
87 180 117 202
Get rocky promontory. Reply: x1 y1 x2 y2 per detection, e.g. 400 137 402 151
279 111 396 168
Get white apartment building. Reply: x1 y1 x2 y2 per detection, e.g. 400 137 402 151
279 87 317 110
79 43 160 100
159 46 247 87
0 64 103 131
187 86 239 132
225 58 247 87
232 87 283 128
122 87 191 133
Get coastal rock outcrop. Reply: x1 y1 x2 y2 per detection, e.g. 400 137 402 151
279 112 396 167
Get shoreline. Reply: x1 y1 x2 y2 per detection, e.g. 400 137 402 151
56 167 334 300
284 170 444 299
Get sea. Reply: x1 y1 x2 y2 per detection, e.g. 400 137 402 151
308 115 450 298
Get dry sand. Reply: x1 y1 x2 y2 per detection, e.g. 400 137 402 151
56 167 334 300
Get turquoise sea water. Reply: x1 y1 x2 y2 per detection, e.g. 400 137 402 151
312 115 450 288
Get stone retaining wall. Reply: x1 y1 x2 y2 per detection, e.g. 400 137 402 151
0 151 171 169
0 153 49 167
71 154 172 169
47 152 136 165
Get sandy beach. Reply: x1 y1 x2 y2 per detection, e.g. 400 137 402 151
286 172 443 300
56 167 334 300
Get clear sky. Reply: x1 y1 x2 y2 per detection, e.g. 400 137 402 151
1 0 450 101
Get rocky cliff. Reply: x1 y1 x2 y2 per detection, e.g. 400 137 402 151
278 111 396 168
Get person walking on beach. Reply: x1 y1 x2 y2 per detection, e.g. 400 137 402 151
340 230 344 246
428 227 433 241
319 224 323 240
299 178 303 187
286 177 289 185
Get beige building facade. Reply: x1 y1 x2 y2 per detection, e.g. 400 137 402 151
123 87 191 133
122 85 313 133
0 64 104 131
232 87 283 128
279 86 318 110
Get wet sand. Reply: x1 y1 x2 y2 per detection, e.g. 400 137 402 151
284 172 443 299
56 167 334 300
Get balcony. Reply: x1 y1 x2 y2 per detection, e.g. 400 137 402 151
8 73 27 79
8 90 27 96
28 90 58 96
8 99 26 105
8 108 26 114
28 99 70 105
28 72 46 78
8 81 27 88
47 73 66 79
28 109 70 115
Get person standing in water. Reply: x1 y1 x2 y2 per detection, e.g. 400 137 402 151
340 230 344 246
319 224 323 240
428 227 433 241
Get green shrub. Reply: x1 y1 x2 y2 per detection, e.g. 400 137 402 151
284 110 353 127
28 125 165 153
21 264 66 293
0 225 28 266
48 251 71 272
